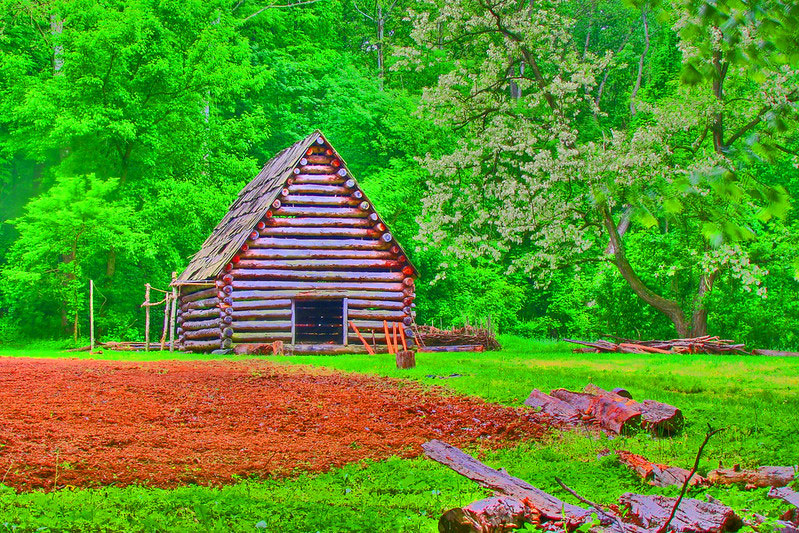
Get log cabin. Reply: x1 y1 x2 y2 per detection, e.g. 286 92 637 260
174 131 418 354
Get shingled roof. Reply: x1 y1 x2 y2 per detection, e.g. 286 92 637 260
177 130 417 282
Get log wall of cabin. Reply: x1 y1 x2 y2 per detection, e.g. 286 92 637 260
177 138 416 353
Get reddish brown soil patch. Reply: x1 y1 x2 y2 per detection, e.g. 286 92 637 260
0 357 546 491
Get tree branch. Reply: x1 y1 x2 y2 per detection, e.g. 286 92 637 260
242 0 326 21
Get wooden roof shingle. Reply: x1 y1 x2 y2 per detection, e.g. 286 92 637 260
177 131 321 282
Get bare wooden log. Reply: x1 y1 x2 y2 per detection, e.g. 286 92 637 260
422 440 591 528
232 309 291 320
232 290 406 301
179 308 222 321
302 154 332 164
259 226 381 238
618 493 742 532
290 174 347 185
439 497 529 533
708 467 795 488
616 450 707 488
249 237 388 250
180 287 219 303
301 164 336 174
233 320 292 331
182 339 222 352
242 249 393 260
348 299 405 310
281 194 360 207
524 389 580 422
183 327 224 340
273 206 368 218
266 216 372 228
180 297 219 311
348 309 407 321
235 259 402 270
180 318 221 331
230 269 404 282
230 298 293 310
232 280 405 291
550 389 642 434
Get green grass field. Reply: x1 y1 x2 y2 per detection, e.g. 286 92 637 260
1 336 797 532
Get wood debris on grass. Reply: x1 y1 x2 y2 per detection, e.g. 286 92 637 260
565 336 747 355
423 439 746 533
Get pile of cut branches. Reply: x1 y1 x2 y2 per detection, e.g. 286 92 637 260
415 324 501 351
566 335 746 355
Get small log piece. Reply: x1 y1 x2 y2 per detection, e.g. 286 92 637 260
708 467 796 488
439 497 529 533
550 389 641 434
395 350 416 369
615 450 707 488
617 493 742 533
584 384 683 435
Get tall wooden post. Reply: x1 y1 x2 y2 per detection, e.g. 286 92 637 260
89 279 95 353
169 272 177 353
342 297 348 345
144 283 151 352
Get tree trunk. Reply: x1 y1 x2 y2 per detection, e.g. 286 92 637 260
377 5 384 91
601 206 689 336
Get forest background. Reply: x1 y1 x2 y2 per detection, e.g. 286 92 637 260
0 0 797 348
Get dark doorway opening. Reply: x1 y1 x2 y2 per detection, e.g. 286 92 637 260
294 299 343 344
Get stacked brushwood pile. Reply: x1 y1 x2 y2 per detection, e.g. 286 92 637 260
525 384 683 435
416 324 501 351
566 335 747 355
423 440 749 533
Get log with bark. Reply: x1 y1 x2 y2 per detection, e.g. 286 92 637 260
615 450 708 488
583 384 684 435
768 486 799 526
707 466 796 488
423 440 743 533
524 389 581 423
550 389 642 434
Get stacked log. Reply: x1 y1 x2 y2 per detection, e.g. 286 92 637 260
524 384 683 435
566 336 747 355
423 440 743 533
177 282 222 352
178 138 417 353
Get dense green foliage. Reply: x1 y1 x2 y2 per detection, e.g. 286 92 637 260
1 338 797 530
0 0 797 346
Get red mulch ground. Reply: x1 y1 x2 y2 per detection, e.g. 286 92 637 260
0 357 547 491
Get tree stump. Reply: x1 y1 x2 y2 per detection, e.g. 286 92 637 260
396 350 416 369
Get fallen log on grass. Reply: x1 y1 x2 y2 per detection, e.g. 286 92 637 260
524 389 581 423
424 440 742 533
583 384 684 435
616 450 707 488
550 389 641 434
707 466 795 488
618 493 743 533
421 439 591 529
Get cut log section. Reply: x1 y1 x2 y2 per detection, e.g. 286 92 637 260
707 466 796 488
583 384 683 435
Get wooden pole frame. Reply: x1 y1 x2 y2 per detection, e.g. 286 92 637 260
144 283 151 352
89 279 95 354
169 272 177 352
342 297 349 345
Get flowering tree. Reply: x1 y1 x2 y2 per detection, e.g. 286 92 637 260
401 0 797 336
